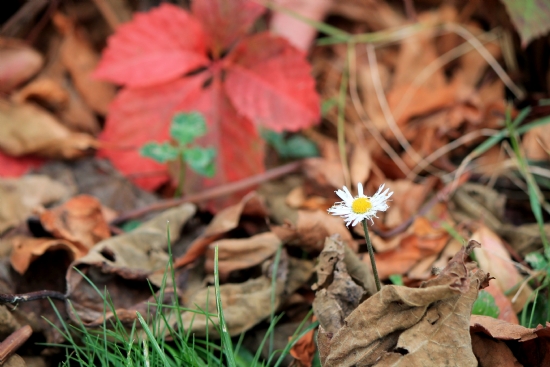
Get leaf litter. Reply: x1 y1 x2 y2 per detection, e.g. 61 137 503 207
1 0 550 366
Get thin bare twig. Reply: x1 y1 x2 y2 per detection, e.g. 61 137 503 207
0 326 32 364
112 160 304 224
0 290 66 304
347 44 412 176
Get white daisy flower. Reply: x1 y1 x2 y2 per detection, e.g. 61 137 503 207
328 183 393 227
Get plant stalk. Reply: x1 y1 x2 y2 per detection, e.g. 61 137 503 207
362 219 381 292
175 153 186 198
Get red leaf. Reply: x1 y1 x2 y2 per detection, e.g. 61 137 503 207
225 33 320 132
192 0 265 56
98 75 206 190
0 151 43 177
94 4 209 88
179 78 265 208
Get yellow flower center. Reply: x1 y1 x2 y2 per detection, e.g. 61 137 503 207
351 197 372 214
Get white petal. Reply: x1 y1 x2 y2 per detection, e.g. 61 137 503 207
357 182 363 197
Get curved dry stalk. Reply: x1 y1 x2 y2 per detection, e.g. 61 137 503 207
347 44 412 177
443 23 524 99
407 129 499 179
366 44 437 174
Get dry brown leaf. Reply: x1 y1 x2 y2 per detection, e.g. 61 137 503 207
312 236 371 334
318 240 487 366
0 38 43 93
471 333 523 367
174 192 268 268
290 316 317 367
273 209 357 253
472 225 531 313
65 204 196 326
13 77 100 135
181 255 314 337
349 144 372 185
374 217 450 279
10 237 86 275
484 280 519 324
0 175 70 233
0 100 97 159
523 123 550 161
205 232 281 280
39 195 111 250
52 13 116 115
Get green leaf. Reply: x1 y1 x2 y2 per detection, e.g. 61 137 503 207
183 147 216 178
261 129 319 159
472 290 500 318
388 274 403 286
500 0 550 46
140 142 178 163
321 98 338 117
526 252 548 271
285 135 320 158
170 112 207 145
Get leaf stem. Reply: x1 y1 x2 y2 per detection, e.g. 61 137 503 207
175 152 186 198
362 219 381 292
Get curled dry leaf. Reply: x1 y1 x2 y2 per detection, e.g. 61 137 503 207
174 192 268 268
0 100 97 159
181 254 314 337
0 38 43 93
312 236 373 334
205 232 281 280
470 315 550 367
39 195 111 250
52 13 116 115
10 237 86 275
0 175 70 233
65 204 196 326
374 217 450 279
273 210 356 253
318 240 488 367
290 316 317 367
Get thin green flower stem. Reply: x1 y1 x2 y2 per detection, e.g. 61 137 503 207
362 219 381 292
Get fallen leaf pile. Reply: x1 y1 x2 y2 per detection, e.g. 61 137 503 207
2 0 550 366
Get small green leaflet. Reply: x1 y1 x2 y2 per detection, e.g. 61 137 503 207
140 142 179 163
183 147 216 178
261 129 319 159
471 290 500 318
525 252 548 271
388 274 404 286
170 112 207 145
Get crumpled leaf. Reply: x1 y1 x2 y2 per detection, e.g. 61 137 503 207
65 203 196 326
181 254 314 337
39 195 111 249
318 240 488 366
290 316 317 367
205 232 281 280
374 217 450 279
174 192 268 268
0 100 97 159
470 315 550 367
0 175 70 233
273 209 356 253
312 236 374 334
10 237 86 275
52 12 116 115
0 38 43 93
